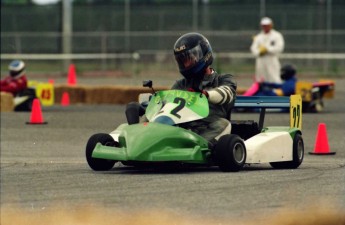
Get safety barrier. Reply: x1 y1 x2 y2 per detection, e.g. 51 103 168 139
0 85 246 112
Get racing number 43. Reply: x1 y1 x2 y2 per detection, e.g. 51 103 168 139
40 88 51 100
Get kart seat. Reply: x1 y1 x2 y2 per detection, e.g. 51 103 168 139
230 120 260 140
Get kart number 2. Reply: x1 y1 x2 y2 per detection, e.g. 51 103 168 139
171 97 186 119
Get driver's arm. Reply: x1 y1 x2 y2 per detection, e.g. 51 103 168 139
207 74 237 105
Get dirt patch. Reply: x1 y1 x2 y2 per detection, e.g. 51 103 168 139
1 204 344 225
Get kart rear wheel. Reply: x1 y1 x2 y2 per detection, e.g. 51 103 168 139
214 134 246 172
86 133 117 171
313 101 324 112
14 98 33 112
270 133 304 169
14 88 36 112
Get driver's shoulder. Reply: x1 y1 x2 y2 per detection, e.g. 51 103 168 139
215 73 237 88
217 73 234 79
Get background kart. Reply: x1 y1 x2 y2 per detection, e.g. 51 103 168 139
14 80 54 111
296 80 335 112
242 80 334 113
86 82 304 172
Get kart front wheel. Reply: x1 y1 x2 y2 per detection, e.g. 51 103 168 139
86 133 117 171
270 133 304 169
214 134 246 172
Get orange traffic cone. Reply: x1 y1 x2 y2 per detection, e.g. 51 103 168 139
61 92 70 106
67 64 77 85
309 123 335 155
26 98 47 125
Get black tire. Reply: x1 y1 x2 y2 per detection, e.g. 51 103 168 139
270 133 304 169
14 88 36 112
14 97 34 112
214 134 246 172
310 90 324 112
86 133 117 171
313 100 324 113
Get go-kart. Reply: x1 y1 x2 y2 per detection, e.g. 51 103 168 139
242 80 335 113
296 80 335 112
13 80 54 112
86 81 304 172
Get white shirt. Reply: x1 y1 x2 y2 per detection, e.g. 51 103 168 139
250 29 285 83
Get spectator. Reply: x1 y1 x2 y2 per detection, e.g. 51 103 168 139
250 17 285 84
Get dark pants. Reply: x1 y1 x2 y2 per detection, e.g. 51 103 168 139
125 102 146 124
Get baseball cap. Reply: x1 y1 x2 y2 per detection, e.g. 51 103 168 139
260 17 272 25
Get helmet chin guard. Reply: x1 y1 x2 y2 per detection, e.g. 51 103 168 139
180 60 207 81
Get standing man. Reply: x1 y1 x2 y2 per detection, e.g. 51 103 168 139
250 17 285 84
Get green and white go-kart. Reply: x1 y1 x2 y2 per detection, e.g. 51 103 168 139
86 81 304 172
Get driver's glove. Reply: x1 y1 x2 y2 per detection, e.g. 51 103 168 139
187 87 209 98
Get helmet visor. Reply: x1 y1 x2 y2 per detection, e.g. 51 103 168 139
175 44 204 70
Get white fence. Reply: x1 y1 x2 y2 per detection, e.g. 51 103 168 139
1 52 344 77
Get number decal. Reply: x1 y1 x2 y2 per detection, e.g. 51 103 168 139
40 88 51 100
35 82 54 106
171 97 186 118
290 94 302 130
292 104 301 128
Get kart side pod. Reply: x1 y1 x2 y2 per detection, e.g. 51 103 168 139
234 95 304 168
234 94 302 131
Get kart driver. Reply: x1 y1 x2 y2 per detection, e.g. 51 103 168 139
0 60 28 96
244 64 297 97
259 64 297 96
126 33 237 143
171 32 237 142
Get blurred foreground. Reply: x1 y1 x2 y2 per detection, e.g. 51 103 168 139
2 204 345 225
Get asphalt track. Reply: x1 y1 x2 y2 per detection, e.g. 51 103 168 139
1 77 345 223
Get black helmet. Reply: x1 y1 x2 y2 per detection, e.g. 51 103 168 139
280 64 296 81
173 33 213 80
9 60 25 77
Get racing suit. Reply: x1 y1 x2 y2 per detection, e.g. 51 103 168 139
171 70 237 142
259 76 297 96
0 74 28 96
250 29 284 84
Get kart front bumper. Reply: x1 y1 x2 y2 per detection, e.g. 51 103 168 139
92 143 210 163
